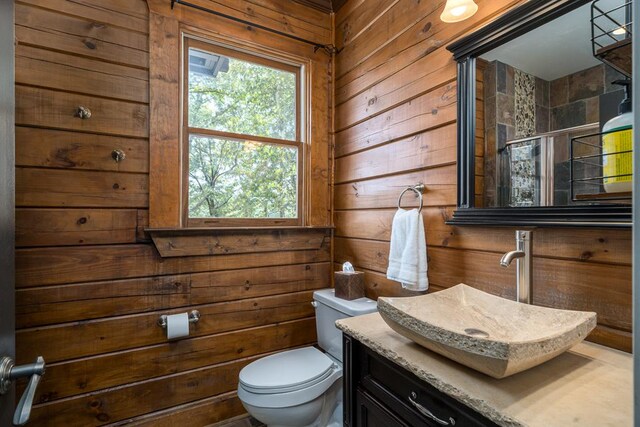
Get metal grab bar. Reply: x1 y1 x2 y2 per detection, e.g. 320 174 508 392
503 123 599 148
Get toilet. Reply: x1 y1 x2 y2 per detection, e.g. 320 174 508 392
237 288 377 427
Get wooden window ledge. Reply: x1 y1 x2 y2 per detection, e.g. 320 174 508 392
146 226 333 258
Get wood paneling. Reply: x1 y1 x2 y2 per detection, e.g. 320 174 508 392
18 0 149 33
333 0 632 353
17 243 329 288
292 0 335 14
334 0 396 50
16 274 191 328
170 0 332 45
15 86 149 138
15 127 149 173
148 11 181 228
33 318 315 402
16 168 149 208
335 208 632 265
110 392 244 427
335 0 522 104
335 0 442 79
16 47 149 103
307 56 333 226
16 208 139 247
335 124 456 183
15 24 147 69
334 166 457 210
29 356 255 426
336 49 456 129
18 291 316 363
15 0 332 425
15 3 148 51
188 262 329 302
335 83 457 155
16 262 329 328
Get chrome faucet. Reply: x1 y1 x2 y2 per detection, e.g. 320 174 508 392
500 230 532 304
500 250 525 266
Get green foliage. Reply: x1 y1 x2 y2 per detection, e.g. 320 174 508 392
187 50 298 219
188 51 296 140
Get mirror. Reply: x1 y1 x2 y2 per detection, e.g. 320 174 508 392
447 0 633 227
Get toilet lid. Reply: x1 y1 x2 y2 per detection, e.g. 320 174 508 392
239 347 335 394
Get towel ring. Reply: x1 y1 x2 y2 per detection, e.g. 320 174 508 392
397 184 425 213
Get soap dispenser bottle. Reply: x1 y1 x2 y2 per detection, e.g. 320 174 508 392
602 79 633 193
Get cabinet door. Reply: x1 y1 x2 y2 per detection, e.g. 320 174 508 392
360 346 499 426
356 389 409 427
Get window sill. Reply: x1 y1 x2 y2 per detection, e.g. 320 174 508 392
146 226 333 258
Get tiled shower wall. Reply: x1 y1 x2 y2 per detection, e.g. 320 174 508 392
484 61 626 206
483 61 549 206
550 64 626 203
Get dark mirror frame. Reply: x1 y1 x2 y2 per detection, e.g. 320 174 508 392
446 0 632 228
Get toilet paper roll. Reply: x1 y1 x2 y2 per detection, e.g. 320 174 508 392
166 312 190 339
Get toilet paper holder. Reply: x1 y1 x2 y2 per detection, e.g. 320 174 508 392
157 310 201 328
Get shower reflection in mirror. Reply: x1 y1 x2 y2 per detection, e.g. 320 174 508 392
478 1 631 208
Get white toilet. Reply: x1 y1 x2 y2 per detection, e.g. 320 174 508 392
237 288 377 427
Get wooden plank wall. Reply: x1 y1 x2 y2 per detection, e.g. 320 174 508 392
14 0 332 425
333 0 632 352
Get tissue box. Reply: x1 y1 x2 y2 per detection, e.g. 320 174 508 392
334 271 365 300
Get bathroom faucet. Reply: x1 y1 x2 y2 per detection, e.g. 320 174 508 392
500 230 532 304
500 250 525 267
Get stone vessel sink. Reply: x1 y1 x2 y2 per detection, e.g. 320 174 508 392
377 284 597 379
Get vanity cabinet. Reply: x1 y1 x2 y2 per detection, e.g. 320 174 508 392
343 334 500 427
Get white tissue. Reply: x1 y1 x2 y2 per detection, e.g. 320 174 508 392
166 312 190 339
342 261 355 273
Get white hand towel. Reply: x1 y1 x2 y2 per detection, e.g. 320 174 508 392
386 208 428 291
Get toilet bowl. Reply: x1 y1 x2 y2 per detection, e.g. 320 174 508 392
237 289 377 427
238 347 342 427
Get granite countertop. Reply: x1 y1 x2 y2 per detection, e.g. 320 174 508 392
337 313 632 427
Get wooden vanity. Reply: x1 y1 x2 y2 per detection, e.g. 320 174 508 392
344 334 500 426
338 313 632 427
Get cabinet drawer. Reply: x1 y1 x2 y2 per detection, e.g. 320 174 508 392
360 347 499 427
356 389 408 427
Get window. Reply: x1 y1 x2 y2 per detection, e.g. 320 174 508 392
183 38 303 226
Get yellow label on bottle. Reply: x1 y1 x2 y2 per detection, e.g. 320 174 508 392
602 127 632 184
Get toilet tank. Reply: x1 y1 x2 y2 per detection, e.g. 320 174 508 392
312 289 377 362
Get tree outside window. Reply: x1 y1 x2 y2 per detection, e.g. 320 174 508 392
184 39 302 225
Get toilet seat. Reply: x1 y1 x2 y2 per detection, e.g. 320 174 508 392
240 347 335 393
238 347 342 408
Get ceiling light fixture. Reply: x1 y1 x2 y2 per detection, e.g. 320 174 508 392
440 0 479 23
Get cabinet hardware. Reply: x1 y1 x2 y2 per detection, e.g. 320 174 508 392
76 106 92 119
408 392 455 425
111 149 126 163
